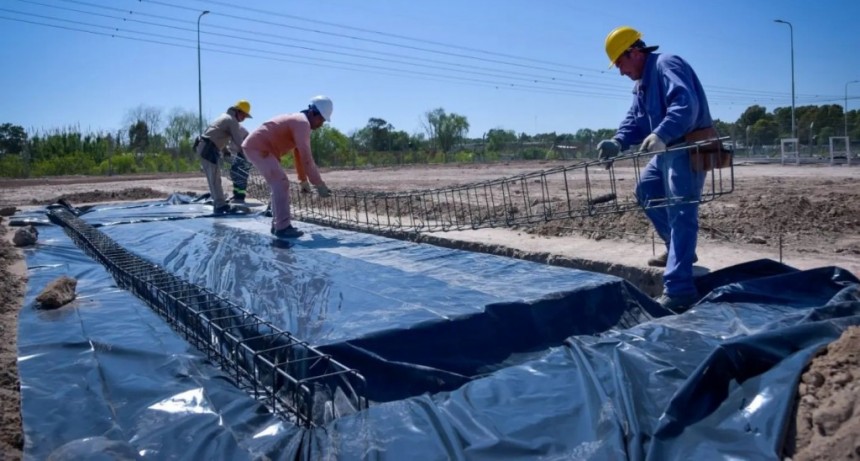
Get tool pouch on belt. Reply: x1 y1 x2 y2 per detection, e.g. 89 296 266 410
685 127 732 172
196 137 220 164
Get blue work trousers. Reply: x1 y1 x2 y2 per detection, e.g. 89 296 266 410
636 150 706 296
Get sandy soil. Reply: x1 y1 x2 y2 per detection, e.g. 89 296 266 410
0 220 26 460
784 326 860 460
0 162 858 459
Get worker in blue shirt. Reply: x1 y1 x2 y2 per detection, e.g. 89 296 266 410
597 26 715 312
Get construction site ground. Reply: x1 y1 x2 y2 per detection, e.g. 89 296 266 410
0 160 858 460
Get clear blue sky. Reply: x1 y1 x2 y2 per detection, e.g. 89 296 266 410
1 0 858 138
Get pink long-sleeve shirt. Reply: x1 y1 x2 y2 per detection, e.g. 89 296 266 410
242 113 323 185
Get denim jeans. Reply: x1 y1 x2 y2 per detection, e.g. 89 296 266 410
636 149 706 296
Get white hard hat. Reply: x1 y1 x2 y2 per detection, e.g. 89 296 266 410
310 95 333 121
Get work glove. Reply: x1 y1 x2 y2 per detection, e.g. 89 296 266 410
315 183 332 198
597 139 622 161
641 133 667 153
299 180 312 194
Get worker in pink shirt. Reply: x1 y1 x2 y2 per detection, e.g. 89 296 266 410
242 95 333 239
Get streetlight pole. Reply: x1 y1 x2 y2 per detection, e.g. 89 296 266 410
197 10 210 135
845 80 859 137
774 19 795 139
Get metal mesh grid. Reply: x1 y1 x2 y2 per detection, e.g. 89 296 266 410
47 208 367 427
228 139 734 233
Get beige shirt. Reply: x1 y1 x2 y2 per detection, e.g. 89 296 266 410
225 126 249 154
202 111 245 151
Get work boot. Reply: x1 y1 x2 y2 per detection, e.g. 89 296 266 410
656 292 699 313
230 195 246 205
647 251 698 268
273 225 304 239
213 204 232 215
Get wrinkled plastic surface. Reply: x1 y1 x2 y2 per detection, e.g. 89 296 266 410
18 224 304 460
17 197 860 460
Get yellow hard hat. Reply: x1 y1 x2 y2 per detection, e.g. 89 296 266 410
604 26 642 67
232 100 252 118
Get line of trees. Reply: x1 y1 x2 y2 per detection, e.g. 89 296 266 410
2 103 859 178
0 104 201 177
723 104 858 148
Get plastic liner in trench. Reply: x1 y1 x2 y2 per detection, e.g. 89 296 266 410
15 197 860 460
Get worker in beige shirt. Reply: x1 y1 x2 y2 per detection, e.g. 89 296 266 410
195 100 252 214
242 95 333 239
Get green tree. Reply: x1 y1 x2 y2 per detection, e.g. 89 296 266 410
0 123 27 155
737 105 769 129
848 110 860 139
128 120 149 152
574 128 594 143
311 125 349 167
389 130 410 151
367 117 393 151
485 128 517 152
713 119 735 139
164 108 198 149
593 128 617 142
423 108 470 158
124 105 163 136
773 106 793 137
353 117 396 152
817 126 834 146
750 118 780 146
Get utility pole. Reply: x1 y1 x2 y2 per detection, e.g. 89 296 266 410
774 20 796 139
197 10 210 135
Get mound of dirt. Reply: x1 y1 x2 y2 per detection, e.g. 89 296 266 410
785 326 860 460
526 177 860 255
33 187 170 206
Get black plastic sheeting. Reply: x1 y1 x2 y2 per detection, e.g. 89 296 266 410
17 224 304 460
16 197 860 460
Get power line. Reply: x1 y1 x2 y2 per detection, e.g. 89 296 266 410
22 0 625 94
3 5 634 99
0 12 631 101
22 0 814 105
141 0 607 76
188 0 589 71
181 0 819 103
708 84 839 100
7 2 839 111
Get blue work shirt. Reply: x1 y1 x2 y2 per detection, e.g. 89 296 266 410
613 52 713 150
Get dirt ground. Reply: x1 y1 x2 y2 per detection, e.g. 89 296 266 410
0 221 26 460
0 162 858 459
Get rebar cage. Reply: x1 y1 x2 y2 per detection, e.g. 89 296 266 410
47 207 368 427
228 138 734 233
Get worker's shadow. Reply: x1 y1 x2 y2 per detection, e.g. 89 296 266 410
299 233 365 250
